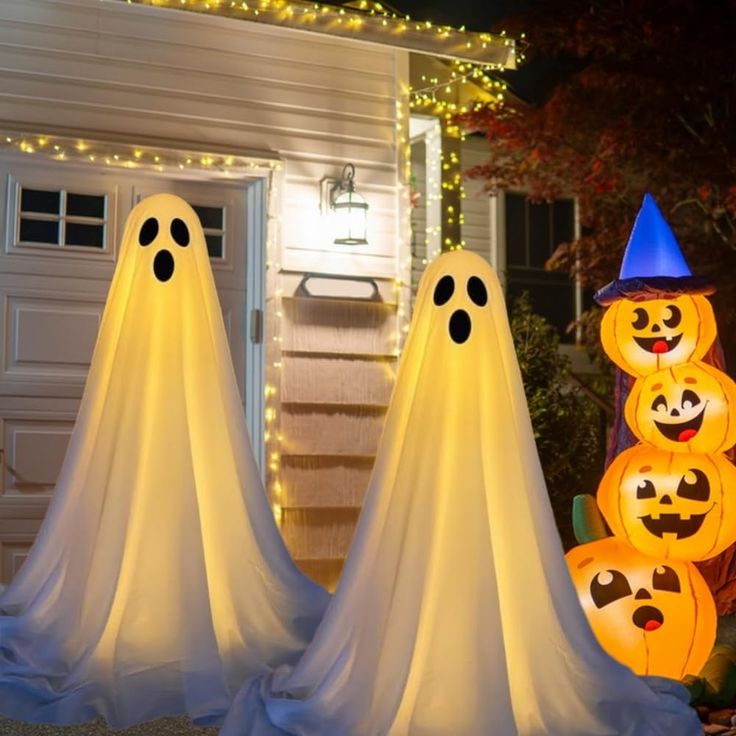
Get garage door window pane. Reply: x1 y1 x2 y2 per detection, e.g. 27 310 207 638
67 192 105 219
191 204 225 260
205 234 223 258
15 185 108 251
66 223 105 248
21 188 60 215
20 219 59 244
194 205 224 230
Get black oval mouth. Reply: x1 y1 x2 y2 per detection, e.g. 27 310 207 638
632 604 664 631
449 309 471 344
153 249 175 282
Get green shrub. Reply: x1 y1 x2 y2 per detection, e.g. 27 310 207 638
509 293 605 549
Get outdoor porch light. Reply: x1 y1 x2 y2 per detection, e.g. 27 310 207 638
330 163 369 245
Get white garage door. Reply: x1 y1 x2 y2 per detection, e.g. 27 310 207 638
0 157 259 585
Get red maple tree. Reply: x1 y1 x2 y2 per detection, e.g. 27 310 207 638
461 0 736 612
461 0 736 365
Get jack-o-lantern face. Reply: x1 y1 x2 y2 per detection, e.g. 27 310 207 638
597 445 736 561
601 296 716 377
566 537 715 678
626 361 736 453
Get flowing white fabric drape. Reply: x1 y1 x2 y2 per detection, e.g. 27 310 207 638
222 250 700 736
0 194 328 727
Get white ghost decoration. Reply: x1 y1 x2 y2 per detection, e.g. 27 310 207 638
221 250 700 736
0 193 328 728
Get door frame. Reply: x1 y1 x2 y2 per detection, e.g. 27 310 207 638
0 134 275 477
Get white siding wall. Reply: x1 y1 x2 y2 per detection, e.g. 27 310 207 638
0 0 403 277
460 135 493 264
0 0 408 589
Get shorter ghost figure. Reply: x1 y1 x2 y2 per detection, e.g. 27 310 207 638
626 361 736 453
597 445 736 561
0 194 328 728
601 295 716 377
567 537 716 679
221 251 702 736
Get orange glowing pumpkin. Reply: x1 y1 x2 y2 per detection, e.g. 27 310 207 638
600 295 716 377
566 537 716 678
597 444 736 561
626 361 736 453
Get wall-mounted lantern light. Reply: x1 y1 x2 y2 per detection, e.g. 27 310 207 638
328 163 369 245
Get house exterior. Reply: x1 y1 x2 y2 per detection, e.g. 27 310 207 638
0 0 516 590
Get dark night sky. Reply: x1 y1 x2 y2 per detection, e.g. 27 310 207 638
390 0 559 103
390 0 531 31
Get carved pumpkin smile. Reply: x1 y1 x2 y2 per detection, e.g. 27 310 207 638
653 403 706 443
633 333 682 355
640 511 708 539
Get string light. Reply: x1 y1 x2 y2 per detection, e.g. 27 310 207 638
116 0 516 67
0 132 282 175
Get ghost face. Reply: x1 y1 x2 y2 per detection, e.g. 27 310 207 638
597 445 736 561
626 361 736 453
429 267 490 346
134 204 194 283
566 537 715 678
600 296 716 377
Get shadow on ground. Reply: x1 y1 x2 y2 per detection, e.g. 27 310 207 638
0 717 217 736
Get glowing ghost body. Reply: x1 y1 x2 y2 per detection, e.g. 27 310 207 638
566 537 716 678
0 194 328 727
221 251 701 736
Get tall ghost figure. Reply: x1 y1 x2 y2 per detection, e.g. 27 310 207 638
221 250 700 736
0 194 328 727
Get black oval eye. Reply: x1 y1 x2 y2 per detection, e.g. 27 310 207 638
681 389 701 411
591 569 632 609
467 276 488 307
631 307 649 330
662 305 682 329
651 395 668 413
636 479 657 500
139 217 158 246
676 468 710 502
170 218 190 247
433 275 454 306
652 565 681 593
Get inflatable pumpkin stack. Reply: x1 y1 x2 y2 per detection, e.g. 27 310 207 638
567 194 736 680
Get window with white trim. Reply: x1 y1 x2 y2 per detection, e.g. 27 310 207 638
17 186 108 250
504 193 590 343
191 203 225 259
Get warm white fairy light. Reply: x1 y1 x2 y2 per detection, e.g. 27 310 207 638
0 132 282 175
113 0 516 67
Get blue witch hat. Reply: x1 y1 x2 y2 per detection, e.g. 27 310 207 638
594 193 715 305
